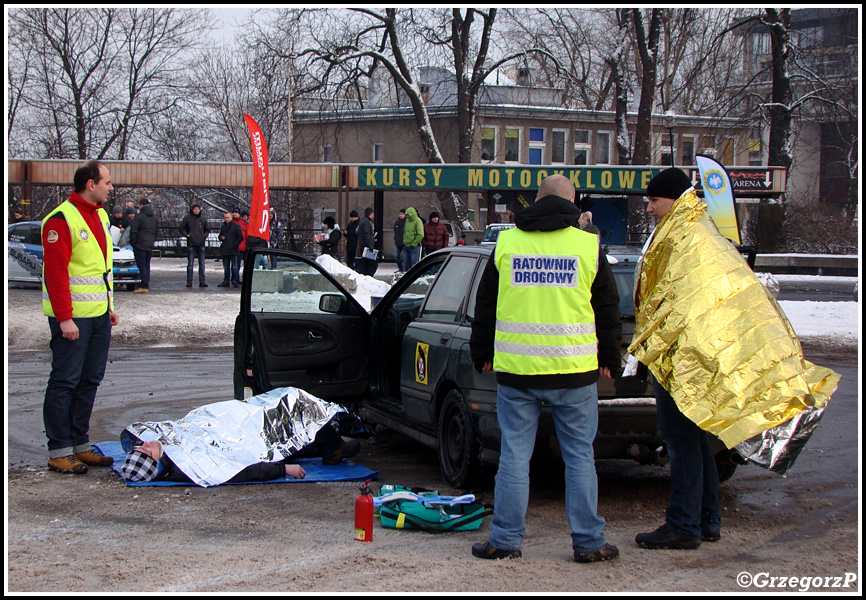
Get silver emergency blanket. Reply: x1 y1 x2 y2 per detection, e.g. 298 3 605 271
122 387 344 487
734 405 825 477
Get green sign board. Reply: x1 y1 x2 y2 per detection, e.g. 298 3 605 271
358 165 663 193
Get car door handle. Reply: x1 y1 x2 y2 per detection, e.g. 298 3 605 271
440 332 452 344
308 331 323 342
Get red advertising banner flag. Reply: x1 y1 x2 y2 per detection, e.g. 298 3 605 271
244 114 270 242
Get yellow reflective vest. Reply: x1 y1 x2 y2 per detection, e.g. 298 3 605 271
42 201 113 318
493 227 598 375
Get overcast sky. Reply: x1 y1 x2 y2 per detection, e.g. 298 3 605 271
211 7 254 42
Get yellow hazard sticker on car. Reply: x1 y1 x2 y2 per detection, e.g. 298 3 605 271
415 342 429 385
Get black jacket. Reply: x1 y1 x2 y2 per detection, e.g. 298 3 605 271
469 195 622 389
160 457 286 484
317 227 343 258
393 217 406 248
345 219 359 254
357 216 375 254
180 209 209 247
129 204 159 252
219 220 244 256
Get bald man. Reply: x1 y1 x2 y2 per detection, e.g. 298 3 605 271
469 174 622 563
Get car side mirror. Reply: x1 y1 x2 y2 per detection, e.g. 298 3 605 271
319 293 346 314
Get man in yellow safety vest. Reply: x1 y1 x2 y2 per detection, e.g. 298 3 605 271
469 174 622 563
41 160 120 474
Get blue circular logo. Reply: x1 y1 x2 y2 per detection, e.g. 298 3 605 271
704 169 727 195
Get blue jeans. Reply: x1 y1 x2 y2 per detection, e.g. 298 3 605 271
394 245 404 269
222 254 240 285
133 248 152 289
187 245 206 284
401 245 421 272
43 313 112 458
653 378 721 537
488 384 606 553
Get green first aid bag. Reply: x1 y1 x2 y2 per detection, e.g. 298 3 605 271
377 486 492 533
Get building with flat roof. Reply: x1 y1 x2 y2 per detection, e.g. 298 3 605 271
293 63 760 247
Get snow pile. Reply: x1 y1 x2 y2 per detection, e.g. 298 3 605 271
314 254 392 311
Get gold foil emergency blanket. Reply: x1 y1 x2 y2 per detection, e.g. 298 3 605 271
122 387 344 487
629 189 840 457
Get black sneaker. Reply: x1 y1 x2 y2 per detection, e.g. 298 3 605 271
322 439 361 465
186 282 193 288
574 543 620 563
636 524 701 550
218 282 230 287
471 541 522 560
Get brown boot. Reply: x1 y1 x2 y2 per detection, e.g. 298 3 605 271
48 455 88 474
74 449 114 466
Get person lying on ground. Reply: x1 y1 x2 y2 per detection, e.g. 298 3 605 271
121 424 359 484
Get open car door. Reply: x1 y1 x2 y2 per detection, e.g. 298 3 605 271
233 249 370 405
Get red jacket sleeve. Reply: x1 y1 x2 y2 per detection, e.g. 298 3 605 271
42 215 74 321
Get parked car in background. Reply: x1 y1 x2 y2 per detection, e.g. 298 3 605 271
479 223 515 246
233 244 740 487
8 221 140 290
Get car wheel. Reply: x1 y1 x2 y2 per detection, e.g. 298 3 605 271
714 449 738 482
437 389 480 488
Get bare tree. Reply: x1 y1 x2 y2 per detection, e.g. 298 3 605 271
628 9 662 167
288 8 557 225
8 8 213 160
761 9 794 172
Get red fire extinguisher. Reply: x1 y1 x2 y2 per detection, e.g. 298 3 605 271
354 479 374 542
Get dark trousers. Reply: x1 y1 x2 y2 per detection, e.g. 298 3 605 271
653 378 721 537
221 254 240 285
187 245 206 284
290 424 344 460
357 257 378 277
133 248 152 289
43 313 112 457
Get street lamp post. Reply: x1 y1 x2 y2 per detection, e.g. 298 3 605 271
663 112 676 168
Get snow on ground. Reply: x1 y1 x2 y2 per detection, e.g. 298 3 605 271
5 257 860 351
777 301 859 344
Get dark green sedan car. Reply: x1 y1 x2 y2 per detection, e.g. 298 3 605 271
233 246 736 487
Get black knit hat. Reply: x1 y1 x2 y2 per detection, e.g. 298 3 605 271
323 216 336 227
646 167 692 200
